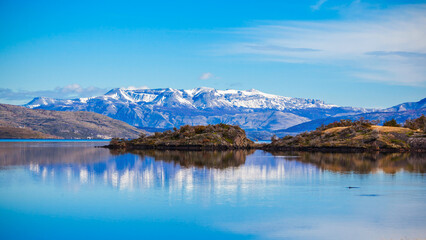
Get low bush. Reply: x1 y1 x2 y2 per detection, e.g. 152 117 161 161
404 115 426 132
383 119 401 127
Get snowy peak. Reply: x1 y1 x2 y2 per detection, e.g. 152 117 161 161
86 87 338 110
26 97 57 108
24 87 341 111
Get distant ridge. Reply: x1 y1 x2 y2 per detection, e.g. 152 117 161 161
0 104 145 139
24 87 371 137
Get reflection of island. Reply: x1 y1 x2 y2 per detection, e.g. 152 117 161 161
111 150 254 169
269 151 426 174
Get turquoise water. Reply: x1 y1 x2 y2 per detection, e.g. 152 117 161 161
0 142 425 240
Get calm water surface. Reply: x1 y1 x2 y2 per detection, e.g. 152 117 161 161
0 141 425 240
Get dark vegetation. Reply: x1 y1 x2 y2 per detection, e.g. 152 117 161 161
108 123 255 150
383 119 401 127
404 115 426 132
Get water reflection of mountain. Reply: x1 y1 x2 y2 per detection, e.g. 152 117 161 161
269 151 426 174
23 149 320 190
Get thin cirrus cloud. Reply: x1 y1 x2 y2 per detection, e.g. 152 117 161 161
222 4 426 86
199 72 215 80
0 84 108 102
311 0 328 11
122 86 150 90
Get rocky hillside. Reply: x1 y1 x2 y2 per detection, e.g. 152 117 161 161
0 126 60 139
268 118 426 152
0 104 144 139
108 123 255 150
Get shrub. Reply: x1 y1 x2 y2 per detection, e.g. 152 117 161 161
180 125 189 132
317 118 378 131
194 126 206 134
404 115 426 132
383 119 401 127
317 119 353 131
280 135 293 142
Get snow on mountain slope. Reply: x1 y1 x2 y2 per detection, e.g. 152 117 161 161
385 98 426 112
24 87 368 133
27 87 337 111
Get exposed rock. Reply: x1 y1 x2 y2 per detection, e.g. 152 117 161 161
408 137 426 151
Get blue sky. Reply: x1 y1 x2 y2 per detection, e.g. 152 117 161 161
0 0 425 108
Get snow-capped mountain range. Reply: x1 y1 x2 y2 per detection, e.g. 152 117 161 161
24 87 368 131
27 87 339 111
24 87 424 139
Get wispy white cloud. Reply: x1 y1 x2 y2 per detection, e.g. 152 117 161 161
311 0 328 11
0 84 108 103
221 4 426 86
199 72 215 80
122 86 149 90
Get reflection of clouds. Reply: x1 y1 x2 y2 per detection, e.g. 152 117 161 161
29 162 40 173
41 167 47 180
79 168 88 184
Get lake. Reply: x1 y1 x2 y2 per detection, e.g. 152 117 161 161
0 141 425 239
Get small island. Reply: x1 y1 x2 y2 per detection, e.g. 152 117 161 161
107 123 255 150
267 117 426 152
